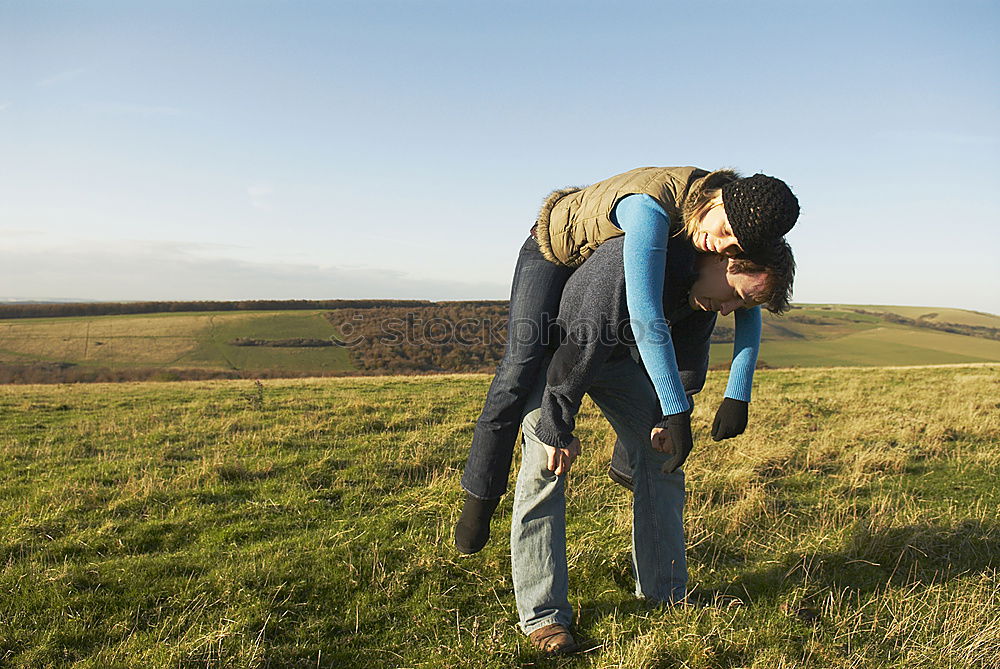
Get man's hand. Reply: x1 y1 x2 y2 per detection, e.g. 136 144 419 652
711 398 749 441
652 412 694 473
544 437 581 476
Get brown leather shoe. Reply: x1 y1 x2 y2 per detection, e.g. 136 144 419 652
527 623 578 655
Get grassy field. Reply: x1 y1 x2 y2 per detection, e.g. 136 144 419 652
1 305 999 380
712 326 1000 368
2 365 998 668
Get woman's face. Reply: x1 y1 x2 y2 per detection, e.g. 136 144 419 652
694 204 743 257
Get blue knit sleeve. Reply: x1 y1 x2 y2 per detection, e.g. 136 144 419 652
614 194 690 415
724 306 762 401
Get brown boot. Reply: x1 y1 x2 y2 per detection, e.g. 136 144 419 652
528 623 578 655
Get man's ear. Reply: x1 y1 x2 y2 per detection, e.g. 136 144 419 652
723 257 742 281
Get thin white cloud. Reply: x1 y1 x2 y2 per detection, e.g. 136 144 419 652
0 101 11 112
0 239 507 301
35 68 88 88
0 227 42 239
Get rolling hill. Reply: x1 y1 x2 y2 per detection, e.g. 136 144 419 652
711 304 1000 368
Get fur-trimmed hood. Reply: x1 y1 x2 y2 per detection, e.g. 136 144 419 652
534 186 584 265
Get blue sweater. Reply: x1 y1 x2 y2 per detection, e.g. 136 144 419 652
613 194 760 415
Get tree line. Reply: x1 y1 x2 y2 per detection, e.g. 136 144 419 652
324 304 511 373
849 309 1000 341
0 299 453 319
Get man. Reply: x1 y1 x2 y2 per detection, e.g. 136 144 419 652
609 251 792 490
510 235 794 655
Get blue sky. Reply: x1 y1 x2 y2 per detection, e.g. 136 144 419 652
2 0 998 313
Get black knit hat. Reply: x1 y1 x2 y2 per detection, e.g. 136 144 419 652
722 174 799 259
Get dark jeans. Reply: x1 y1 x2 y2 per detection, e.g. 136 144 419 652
460 236 574 500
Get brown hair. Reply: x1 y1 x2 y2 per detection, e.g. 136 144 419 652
728 239 795 314
678 169 741 240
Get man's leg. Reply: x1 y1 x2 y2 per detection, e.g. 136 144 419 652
608 435 634 491
510 373 574 635
608 395 694 492
587 355 688 603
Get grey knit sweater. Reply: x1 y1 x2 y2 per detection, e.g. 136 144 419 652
533 235 717 449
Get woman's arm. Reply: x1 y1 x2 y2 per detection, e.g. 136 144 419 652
725 305 761 401
614 194 690 415
712 305 762 440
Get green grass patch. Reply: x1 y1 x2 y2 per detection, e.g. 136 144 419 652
180 312 354 372
2 366 998 667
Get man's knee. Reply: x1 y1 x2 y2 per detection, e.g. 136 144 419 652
520 408 543 445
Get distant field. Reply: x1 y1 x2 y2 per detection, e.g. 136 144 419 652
2 366 998 667
0 311 355 374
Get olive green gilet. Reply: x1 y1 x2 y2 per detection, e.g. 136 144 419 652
534 166 707 268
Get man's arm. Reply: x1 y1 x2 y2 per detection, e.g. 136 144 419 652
533 334 615 450
532 238 627 452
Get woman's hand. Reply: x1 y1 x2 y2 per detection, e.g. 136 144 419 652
543 437 582 476
651 412 694 473
712 397 749 440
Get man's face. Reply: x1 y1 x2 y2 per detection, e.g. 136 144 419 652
689 256 767 316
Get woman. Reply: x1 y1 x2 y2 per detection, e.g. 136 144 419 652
455 166 799 554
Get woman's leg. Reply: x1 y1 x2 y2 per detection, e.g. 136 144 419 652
456 236 572 553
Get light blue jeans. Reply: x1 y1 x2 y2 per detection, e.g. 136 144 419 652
510 353 687 635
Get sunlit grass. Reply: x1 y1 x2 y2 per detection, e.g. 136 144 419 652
1 365 998 667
